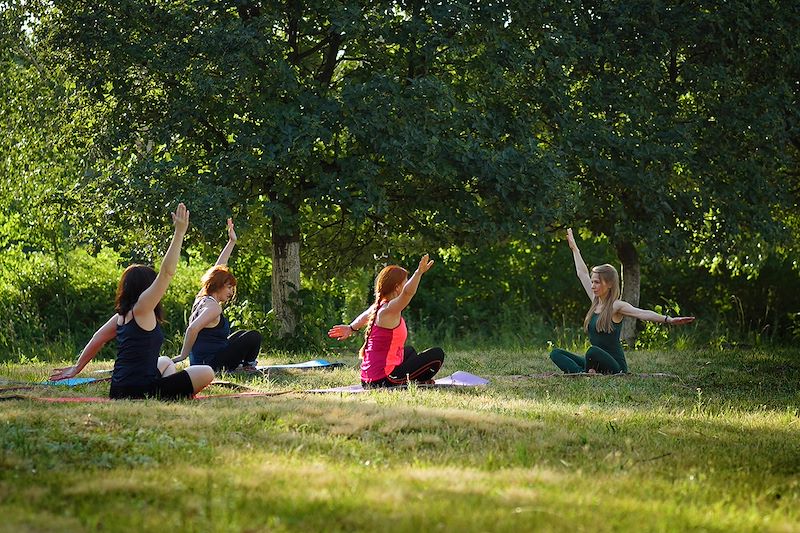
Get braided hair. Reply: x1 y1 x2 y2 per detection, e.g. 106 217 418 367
359 265 409 359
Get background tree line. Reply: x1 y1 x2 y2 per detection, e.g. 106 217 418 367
0 0 798 359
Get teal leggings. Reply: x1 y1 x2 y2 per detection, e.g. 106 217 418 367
549 346 625 374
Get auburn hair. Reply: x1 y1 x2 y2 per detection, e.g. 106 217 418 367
583 264 621 334
199 265 237 299
114 264 163 322
359 265 409 359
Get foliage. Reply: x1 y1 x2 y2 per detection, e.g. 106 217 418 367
1 1 799 351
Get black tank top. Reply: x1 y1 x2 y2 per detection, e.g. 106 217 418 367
189 296 230 365
112 314 164 388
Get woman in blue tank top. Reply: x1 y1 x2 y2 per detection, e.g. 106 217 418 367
49 203 215 399
549 229 696 374
173 218 262 371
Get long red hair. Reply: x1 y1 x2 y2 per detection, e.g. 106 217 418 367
359 265 409 359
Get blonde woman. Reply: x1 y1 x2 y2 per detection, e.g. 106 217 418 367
549 229 695 374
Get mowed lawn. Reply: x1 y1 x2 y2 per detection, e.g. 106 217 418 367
1 346 798 532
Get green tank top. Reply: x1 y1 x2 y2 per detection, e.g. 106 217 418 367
588 313 627 372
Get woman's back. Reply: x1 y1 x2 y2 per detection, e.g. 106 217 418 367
112 313 164 387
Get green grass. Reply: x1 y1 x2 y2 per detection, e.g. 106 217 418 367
1 346 799 532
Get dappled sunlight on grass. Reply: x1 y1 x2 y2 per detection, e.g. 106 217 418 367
1 347 799 531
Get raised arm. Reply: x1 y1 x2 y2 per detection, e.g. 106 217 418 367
613 300 696 325
50 315 118 380
328 304 376 341
384 254 434 314
134 203 190 314
173 300 222 363
214 218 237 266
567 228 593 301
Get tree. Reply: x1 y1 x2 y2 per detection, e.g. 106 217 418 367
33 0 563 341
505 1 800 341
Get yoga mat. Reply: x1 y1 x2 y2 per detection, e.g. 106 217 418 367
1 390 293 403
307 371 489 393
87 359 345 375
41 377 106 386
514 372 681 379
0 377 108 391
257 359 344 371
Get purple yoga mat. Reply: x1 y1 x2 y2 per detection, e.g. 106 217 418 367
307 371 489 393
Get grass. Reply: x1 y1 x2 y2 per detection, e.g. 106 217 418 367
1 345 799 532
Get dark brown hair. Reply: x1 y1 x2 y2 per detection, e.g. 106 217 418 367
114 264 163 322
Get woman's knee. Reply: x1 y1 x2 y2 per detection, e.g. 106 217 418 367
426 346 445 362
158 356 176 376
186 365 214 392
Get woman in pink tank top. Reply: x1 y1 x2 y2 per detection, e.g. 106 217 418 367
328 254 445 387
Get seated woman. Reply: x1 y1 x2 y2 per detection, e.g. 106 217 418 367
550 229 696 374
173 218 262 372
50 203 214 399
328 254 444 387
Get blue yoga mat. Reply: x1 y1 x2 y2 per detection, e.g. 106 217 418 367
41 377 101 387
258 359 343 370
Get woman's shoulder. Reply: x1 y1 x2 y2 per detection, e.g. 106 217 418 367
196 295 221 308
611 299 630 312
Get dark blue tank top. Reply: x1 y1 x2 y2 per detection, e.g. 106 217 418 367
112 316 164 388
190 308 230 365
588 313 627 373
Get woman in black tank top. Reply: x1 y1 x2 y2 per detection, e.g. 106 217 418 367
172 218 262 371
549 229 696 374
49 203 215 400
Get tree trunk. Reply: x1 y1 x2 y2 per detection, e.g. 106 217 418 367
271 218 301 339
615 240 640 345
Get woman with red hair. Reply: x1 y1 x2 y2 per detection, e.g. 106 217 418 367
328 254 444 387
173 219 262 371
50 203 214 399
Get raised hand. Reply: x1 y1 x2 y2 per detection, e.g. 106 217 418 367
417 254 434 274
566 228 578 251
171 202 190 235
328 324 354 340
227 218 237 242
50 365 79 381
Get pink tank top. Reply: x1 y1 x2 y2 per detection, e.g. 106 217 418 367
361 316 407 382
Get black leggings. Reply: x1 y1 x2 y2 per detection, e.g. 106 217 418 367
210 330 262 371
109 370 195 400
363 346 445 388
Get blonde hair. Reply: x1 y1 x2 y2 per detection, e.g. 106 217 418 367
583 264 620 334
359 265 409 359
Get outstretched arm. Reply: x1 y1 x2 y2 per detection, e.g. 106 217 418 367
50 315 118 380
613 301 696 325
135 203 190 314
384 254 435 314
567 228 593 301
328 304 376 340
215 218 237 266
